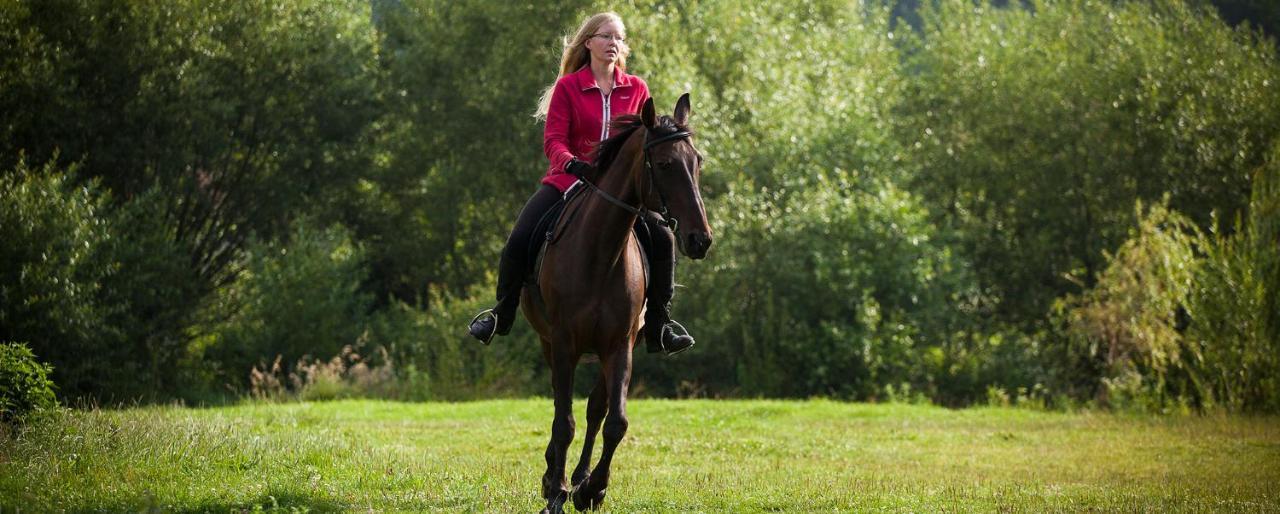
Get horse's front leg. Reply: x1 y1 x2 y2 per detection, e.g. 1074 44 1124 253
572 345 632 511
541 347 577 514
572 372 608 488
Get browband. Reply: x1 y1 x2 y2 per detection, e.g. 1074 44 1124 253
644 130 692 149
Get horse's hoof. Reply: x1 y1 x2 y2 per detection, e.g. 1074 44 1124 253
542 490 567 514
572 480 607 511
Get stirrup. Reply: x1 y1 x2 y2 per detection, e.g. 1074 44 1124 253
468 309 498 345
668 320 689 338
647 320 693 356
663 320 694 356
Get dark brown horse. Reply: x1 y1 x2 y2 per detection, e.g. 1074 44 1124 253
522 94 712 514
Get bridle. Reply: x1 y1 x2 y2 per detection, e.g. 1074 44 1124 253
570 127 693 232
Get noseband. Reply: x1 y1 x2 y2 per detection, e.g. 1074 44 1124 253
572 128 693 231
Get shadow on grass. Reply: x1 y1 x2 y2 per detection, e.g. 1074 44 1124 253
92 489 350 513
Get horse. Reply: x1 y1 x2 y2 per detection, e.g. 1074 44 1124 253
521 93 712 514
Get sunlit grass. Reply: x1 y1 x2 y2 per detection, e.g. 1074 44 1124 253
2 400 1277 512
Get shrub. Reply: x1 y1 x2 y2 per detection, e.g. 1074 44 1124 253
199 221 373 390
1056 199 1204 409
676 176 992 402
0 158 208 402
1184 154 1280 412
0 158 113 398
374 285 545 400
0 342 57 422
1058 155 1280 412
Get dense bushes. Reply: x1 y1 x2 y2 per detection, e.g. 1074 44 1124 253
0 159 113 398
0 159 201 401
899 0 1280 325
1182 156 1280 412
677 179 987 400
1055 201 1205 409
1 0 1277 410
1059 153 1280 412
197 222 374 389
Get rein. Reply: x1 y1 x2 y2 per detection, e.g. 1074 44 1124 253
569 129 692 232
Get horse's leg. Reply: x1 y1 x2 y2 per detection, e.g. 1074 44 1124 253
573 347 632 511
572 372 608 487
540 347 577 514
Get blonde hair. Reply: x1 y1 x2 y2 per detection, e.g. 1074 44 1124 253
533 12 629 120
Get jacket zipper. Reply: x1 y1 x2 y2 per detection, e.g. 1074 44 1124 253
599 89 611 141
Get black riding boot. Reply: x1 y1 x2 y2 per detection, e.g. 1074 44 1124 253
469 185 563 344
640 221 695 356
467 252 522 344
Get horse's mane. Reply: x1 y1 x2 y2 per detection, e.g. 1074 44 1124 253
592 113 690 174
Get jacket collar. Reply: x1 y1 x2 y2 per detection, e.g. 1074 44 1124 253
574 65 632 92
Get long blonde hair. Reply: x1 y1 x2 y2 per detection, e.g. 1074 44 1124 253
533 12 630 120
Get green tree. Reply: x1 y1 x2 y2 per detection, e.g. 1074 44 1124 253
349 0 584 303
1 0 382 291
899 0 1280 327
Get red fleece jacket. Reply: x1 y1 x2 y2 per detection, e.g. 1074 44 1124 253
542 65 651 192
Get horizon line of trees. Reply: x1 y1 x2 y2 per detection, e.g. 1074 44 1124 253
2 0 1277 412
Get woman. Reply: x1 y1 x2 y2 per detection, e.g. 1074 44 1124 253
468 12 695 356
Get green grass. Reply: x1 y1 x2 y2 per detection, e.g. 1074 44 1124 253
2 399 1278 512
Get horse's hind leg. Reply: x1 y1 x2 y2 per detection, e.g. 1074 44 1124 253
572 373 608 487
573 349 632 511
540 349 577 514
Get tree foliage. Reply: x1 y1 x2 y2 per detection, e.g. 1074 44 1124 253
1 0 382 290
198 221 373 390
899 0 1280 325
1 0 1277 409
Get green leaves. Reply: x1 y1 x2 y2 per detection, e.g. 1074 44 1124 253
199 221 373 389
899 0 1280 325
1 0 1277 407
0 342 57 423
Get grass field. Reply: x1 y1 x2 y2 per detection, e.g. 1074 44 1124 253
2 399 1278 512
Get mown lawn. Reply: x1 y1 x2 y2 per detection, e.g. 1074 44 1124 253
1 399 1277 512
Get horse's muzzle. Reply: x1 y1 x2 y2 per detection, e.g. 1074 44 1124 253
682 231 712 259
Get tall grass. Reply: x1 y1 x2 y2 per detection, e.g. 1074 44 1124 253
2 400 1277 512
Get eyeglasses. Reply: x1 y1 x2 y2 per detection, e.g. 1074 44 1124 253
591 33 626 43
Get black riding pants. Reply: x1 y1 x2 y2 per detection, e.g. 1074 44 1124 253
495 184 563 307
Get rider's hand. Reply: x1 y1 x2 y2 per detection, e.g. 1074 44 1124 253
565 159 593 179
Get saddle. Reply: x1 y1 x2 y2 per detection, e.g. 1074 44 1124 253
524 181 650 288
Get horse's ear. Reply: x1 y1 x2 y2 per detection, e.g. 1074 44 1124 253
673 93 691 125
642 98 657 129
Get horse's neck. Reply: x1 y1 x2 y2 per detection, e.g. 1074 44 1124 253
578 150 644 267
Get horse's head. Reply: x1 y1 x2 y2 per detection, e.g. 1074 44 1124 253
639 94 713 259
